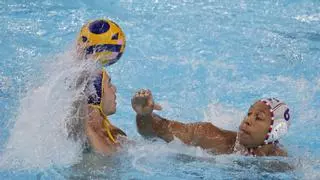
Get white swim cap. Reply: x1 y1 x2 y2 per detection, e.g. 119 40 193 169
259 98 290 144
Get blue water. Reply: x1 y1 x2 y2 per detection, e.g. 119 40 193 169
1 0 320 179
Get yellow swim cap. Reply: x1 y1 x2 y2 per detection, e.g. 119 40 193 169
77 19 126 66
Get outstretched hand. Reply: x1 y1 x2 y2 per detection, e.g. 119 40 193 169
131 89 162 115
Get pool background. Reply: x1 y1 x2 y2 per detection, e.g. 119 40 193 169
0 0 319 179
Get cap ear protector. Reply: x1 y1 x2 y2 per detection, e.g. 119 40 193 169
268 121 288 142
259 98 290 144
87 72 103 105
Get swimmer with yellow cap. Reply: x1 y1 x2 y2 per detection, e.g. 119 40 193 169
132 89 291 156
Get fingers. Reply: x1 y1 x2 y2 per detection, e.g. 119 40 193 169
135 89 151 96
131 89 162 115
154 103 162 111
132 89 151 106
133 89 162 110
132 89 152 100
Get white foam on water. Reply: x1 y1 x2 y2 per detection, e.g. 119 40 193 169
127 137 212 174
0 74 11 92
295 13 320 23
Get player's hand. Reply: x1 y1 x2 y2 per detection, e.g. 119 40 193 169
131 89 162 115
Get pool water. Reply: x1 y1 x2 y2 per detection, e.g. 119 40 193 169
0 0 320 179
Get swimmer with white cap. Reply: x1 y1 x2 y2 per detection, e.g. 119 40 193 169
131 89 290 156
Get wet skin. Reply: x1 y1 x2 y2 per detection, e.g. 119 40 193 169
132 89 287 156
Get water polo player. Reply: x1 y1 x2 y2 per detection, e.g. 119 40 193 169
67 69 127 154
132 89 290 156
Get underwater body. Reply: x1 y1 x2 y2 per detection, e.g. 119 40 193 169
0 0 320 179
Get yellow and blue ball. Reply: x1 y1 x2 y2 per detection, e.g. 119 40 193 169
77 19 126 66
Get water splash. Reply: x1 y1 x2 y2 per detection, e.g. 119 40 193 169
203 102 244 131
0 51 98 170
